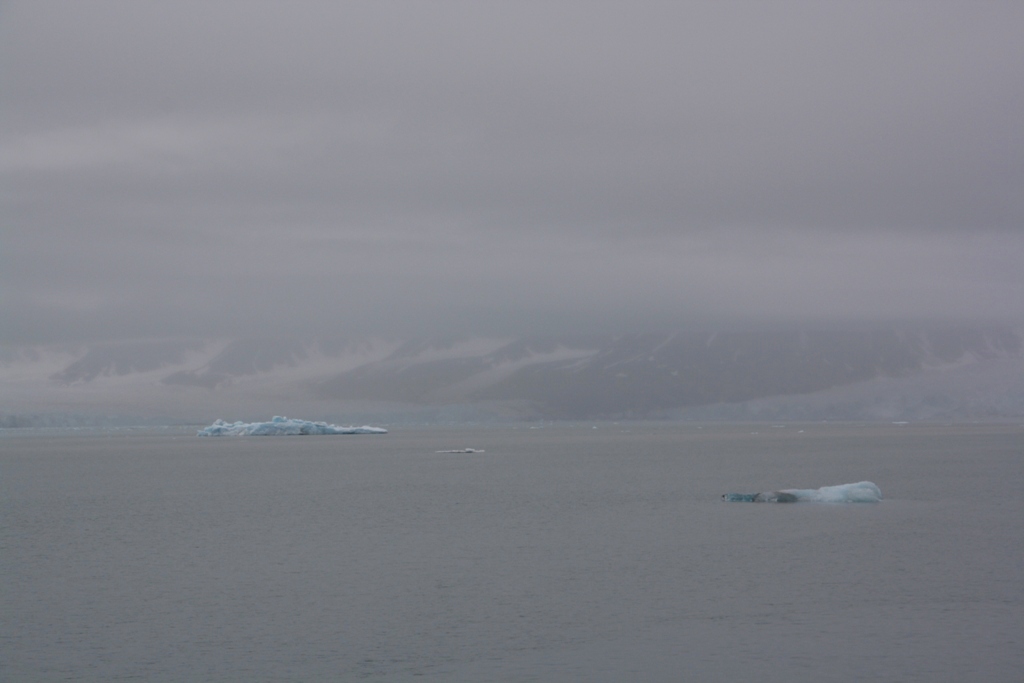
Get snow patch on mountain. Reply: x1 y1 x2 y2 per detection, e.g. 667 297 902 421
162 338 400 389
434 344 597 400
372 338 513 370
3 325 1022 424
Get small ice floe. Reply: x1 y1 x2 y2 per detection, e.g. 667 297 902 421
436 448 486 453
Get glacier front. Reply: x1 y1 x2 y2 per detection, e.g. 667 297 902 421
197 416 387 436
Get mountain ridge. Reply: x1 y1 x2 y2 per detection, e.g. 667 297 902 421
2 324 1022 423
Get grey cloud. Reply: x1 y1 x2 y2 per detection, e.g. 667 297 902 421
2 1 1023 343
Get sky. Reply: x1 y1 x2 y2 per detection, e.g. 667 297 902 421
2 1 1023 344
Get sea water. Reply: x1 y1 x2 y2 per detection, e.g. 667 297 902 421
2 423 1022 681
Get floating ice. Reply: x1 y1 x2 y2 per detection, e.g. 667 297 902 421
197 416 387 436
722 492 798 503
722 481 881 503
436 448 485 453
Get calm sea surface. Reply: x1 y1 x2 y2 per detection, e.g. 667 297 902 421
2 423 1022 682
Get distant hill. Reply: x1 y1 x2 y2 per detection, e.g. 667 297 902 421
2 324 1022 424
314 326 1023 419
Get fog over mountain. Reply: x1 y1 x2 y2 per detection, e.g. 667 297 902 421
3 3 1022 423
3 324 1022 425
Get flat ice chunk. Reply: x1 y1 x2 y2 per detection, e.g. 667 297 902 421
197 416 387 436
782 481 882 503
722 481 881 503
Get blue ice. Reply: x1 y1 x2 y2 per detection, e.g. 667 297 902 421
722 481 881 503
197 416 387 436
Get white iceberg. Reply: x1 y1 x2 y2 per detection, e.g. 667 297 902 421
722 481 881 503
782 481 882 503
197 416 387 436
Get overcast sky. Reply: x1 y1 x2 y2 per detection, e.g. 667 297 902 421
2 1 1023 344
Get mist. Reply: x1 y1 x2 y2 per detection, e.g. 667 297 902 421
3 1 1023 344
